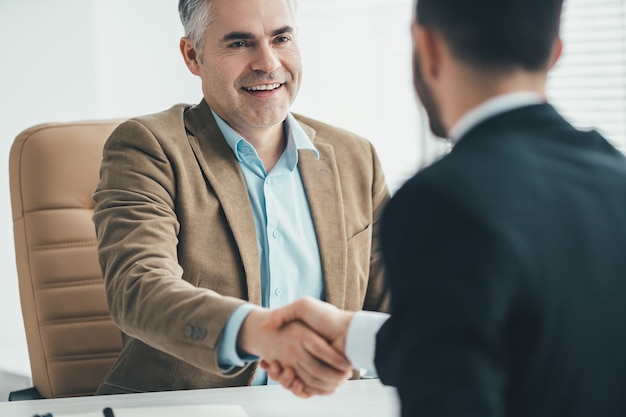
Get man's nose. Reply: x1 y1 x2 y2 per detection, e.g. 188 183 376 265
251 43 281 73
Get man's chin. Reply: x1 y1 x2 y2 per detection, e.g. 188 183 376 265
246 113 290 129
229 104 281 127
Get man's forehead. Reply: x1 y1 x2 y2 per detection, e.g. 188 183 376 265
211 0 296 24
208 0 295 36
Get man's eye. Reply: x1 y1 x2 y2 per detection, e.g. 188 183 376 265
274 36 290 44
229 41 248 48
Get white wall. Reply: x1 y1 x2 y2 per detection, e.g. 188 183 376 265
0 0 424 380
1 0 96 379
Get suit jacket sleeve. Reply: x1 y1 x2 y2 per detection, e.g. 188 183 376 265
93 119 247 376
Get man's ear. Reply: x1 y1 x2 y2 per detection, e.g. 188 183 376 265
412 24 442 80
180 37 201 75
549 37 563 69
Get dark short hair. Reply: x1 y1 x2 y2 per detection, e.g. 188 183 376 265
415 0 563 71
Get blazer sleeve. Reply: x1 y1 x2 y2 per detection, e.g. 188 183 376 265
93 119 247 376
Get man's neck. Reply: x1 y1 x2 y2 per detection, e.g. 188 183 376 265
239 123 287 173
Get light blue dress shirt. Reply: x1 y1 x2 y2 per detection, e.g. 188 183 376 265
211 110 325 385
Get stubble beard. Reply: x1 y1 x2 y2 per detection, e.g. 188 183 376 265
413 51 448 139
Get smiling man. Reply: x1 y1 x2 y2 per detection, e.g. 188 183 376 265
92 0 389 395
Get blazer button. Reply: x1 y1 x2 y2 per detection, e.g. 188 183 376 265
195 327 207 340
186 325 207 341
185 325 194 338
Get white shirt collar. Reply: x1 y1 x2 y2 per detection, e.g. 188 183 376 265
449 92 546 142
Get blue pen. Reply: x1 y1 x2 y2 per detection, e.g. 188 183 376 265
103 407 116 417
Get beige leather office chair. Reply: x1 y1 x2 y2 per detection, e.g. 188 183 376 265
8 121 124 399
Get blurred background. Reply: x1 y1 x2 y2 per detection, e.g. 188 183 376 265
0 0 624 395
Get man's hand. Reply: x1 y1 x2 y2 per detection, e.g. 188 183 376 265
262 297 354 351
258 298 355 397
238 306 352 396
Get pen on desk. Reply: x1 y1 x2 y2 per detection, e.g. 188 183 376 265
103 406 116 417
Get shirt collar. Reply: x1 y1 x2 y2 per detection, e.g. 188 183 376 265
211 109 319 171
449 92 546 142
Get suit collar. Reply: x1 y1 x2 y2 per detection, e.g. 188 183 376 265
454 102 574 150
451 92 546 142
292 114 349 308
298 144 348 308
184 100 262 304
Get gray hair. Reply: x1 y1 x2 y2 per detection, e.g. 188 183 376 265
178 0 213 53
178 0 299 54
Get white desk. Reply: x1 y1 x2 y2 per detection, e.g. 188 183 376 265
0 379 400 417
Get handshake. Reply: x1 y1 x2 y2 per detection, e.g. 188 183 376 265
237 297 357 398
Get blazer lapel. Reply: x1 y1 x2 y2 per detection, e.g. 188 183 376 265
298 124 348 309
183 101 262 305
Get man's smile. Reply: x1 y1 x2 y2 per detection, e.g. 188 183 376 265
243 83 283 92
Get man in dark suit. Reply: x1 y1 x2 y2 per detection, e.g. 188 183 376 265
262 0 626 415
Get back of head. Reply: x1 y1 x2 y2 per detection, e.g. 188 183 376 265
415 0 563 71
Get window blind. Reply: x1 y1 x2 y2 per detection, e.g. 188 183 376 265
549 0 626 151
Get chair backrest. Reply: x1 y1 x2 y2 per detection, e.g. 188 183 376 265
9 121 124 398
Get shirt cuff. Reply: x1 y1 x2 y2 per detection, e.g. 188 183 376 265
345 310 390 373
217 303 261 372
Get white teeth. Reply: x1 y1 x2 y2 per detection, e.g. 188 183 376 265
245 83 281 91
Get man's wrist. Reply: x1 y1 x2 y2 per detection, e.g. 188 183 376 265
345 311 390 371
237 306 267 357
217 304 258 368
333 310 356 353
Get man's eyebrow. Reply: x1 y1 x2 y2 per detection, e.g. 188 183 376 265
221 31 255 43
271 26 295 37
220 26 295 43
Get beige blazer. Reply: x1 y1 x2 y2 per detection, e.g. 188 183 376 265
93 100 389 393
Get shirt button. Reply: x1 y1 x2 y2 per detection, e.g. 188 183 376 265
272 230 280 239
274 288 282 296
266 178 272 185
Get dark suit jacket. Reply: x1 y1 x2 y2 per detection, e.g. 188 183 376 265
93 100 389 393
376 104 626 417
